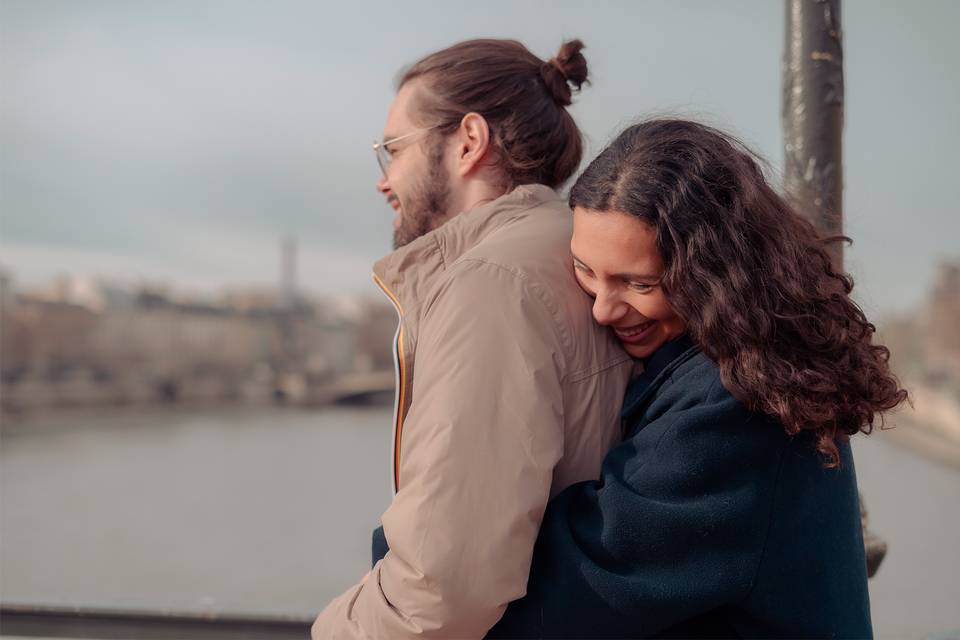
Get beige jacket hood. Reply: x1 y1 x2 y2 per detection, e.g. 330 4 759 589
313 184 632 639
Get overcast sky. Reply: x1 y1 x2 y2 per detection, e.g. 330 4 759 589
1 0 957 316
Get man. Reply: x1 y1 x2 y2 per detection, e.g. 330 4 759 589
312 38 632 639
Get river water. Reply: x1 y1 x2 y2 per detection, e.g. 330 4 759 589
1 407 957 638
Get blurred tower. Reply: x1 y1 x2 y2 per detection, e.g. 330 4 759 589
0 266 13 368
281 236 297 311
276 235 304 379
0 265 12 310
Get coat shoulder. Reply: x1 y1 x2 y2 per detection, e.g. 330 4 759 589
647 352 784 445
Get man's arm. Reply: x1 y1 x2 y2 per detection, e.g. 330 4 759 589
313 262 567 639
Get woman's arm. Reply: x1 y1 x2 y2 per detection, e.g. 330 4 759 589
489 374 786 638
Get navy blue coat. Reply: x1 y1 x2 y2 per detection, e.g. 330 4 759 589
485 336 872 638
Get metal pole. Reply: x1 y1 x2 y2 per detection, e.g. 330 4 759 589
782 0 844 270
783 0 887 579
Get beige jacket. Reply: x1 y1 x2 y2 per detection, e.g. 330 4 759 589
312 185 633 639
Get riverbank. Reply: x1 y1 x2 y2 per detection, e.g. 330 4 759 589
0 371 394 425
882 417 960 470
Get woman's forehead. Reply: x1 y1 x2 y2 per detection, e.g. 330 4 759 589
571 208 662 273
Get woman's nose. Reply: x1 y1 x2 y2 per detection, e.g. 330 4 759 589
592 288 629 326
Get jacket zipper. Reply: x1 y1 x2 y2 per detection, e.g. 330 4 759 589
372 272 407 495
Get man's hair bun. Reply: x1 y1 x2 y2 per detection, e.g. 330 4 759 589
400 37 590 188
540 39 588 107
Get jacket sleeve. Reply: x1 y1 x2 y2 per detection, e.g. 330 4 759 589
313 261 567 639
487 379 785 639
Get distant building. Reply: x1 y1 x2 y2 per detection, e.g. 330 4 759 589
0 265 12 308
220 287 283 314
925 261 960 383
881 258 960 443
38 274 138 313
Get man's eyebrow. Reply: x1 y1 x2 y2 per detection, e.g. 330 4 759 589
572 254 659 280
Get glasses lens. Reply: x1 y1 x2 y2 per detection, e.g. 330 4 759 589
374 143 389 176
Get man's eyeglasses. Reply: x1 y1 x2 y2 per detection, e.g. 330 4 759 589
372 125 442 177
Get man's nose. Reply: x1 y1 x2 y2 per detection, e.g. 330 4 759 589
592 287 629 326
376 175 390 194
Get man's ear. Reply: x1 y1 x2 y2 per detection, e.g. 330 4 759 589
454 112 491 177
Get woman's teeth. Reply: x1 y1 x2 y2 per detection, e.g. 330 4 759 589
616 321 654 337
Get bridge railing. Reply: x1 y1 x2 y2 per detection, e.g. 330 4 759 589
0 604 312 639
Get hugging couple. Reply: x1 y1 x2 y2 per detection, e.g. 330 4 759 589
311 38 905 639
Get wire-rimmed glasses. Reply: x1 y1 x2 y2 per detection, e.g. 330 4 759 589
372 125 442 177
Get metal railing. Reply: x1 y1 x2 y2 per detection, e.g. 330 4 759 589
0 604 311 639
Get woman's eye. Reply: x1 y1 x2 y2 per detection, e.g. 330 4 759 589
627 282 654 292
573 262 592 276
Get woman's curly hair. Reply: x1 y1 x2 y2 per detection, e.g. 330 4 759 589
570 118 907 467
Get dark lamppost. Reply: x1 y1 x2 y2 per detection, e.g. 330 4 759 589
782 0 886 578
782 0 845 269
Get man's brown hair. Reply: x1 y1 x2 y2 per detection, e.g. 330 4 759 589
399 38 589 190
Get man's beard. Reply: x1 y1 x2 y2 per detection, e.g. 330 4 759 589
392 141 452 249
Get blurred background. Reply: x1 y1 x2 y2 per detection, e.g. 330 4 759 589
0 1 957 638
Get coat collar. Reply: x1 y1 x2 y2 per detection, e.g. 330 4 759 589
371 184 562 309
621 334 699 423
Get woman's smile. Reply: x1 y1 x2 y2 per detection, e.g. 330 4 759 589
613 320 658 344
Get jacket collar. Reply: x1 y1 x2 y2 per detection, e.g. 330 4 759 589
372 184 562 309
621 334 699 422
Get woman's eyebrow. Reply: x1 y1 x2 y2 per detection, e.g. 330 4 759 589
572 255 659 280
618 272 661 281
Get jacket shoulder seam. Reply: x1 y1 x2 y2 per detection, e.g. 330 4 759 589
433 233 448 271
567 354 633 384
453 256 574 367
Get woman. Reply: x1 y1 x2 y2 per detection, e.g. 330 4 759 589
488 119 907 638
